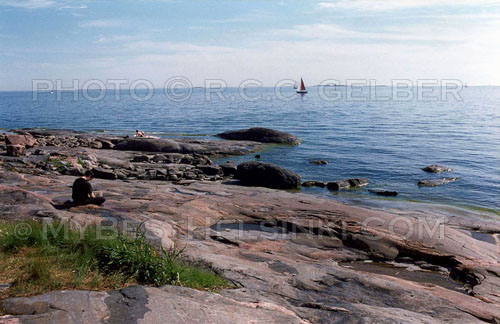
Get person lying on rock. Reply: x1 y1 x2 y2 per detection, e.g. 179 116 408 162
72 171 106 206
135 130 145 137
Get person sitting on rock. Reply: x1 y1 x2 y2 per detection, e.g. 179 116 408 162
72 171 105 206
135 130 145 137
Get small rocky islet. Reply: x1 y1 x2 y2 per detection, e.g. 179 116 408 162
1 128 499 323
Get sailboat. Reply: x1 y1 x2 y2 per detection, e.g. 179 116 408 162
296 78 307 94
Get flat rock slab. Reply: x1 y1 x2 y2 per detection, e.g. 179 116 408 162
418 177 457 187
114 138 262 156
1 285 304 324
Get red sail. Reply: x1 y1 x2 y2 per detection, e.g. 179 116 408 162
300 78 306 91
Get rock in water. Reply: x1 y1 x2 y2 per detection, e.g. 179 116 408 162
418 178 457 187
422 164 453 173
302 181 327 188
347 178 369 187
217 128 301 145
327 180 351 190
327 178 369 190
235 161 301 189
369 189 398 196
310 160 328 165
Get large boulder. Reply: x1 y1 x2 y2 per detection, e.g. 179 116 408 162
6 145 26 157
235 161 301 189
5 134 38 148
5 134 37 157
91 167 117 180
219 162 237 176
217 128 301 145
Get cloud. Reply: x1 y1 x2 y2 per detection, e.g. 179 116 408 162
209 10 273 24
0 0 55 9
57 4 87 10
79 19 124 28
271 18 500 44
93 35 136 44
317 0 499 11
0 0 89 10
80 13 498 87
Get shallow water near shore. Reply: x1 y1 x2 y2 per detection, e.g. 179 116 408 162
1 86 499 216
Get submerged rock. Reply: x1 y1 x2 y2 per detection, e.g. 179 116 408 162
302 181 327 188
418 178 457 187
423 164 453 173
235 161 301 189
327 178 369 190
369 189 398 196
217 127 301 145
310 160 328 165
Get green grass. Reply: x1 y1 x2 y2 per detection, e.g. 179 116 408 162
77 158 86 167
44 157 72 172
0 221 230 299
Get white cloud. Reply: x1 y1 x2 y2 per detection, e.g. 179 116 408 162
0 0 55 9
317 0 499 11
83 14 498 87
93 35 136 44
0 0 89 10
79 19 124 28
273 17 500 44
57 4 87 10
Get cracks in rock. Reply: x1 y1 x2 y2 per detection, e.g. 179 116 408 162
273 218 483 293
300 302 351 314
210 235 240 246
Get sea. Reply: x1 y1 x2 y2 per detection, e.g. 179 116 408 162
1 86 499 219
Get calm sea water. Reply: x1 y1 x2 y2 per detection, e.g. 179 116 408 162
1 87 499 214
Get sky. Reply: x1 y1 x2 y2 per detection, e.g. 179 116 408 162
0 0 499 90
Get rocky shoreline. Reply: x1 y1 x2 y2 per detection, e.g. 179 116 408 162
0 128 499 323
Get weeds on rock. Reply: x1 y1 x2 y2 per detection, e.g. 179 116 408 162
0 221 230 298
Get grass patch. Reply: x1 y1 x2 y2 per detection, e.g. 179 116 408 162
45 157 71 169
77 158 86 168
0 221 230 299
